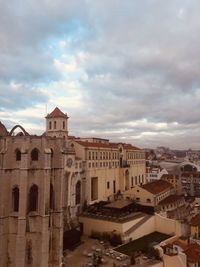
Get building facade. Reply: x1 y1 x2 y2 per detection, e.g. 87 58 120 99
0 107 146 267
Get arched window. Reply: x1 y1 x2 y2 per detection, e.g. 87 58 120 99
12 186 19 211
50 148 53 167
16 149 21 161
26 240 32 264
75 181 81 205
49 121 52 130
49 183 54 210
63 121 65 129
31 148 39 161
28 184 38 212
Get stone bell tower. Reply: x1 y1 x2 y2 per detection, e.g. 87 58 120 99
45 107 69 138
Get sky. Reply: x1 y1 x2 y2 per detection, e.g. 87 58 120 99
0 0 200 149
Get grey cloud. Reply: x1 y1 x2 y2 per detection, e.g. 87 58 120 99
1 0 200 148
0 83 48 110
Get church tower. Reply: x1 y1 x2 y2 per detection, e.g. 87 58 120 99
45 107 69 138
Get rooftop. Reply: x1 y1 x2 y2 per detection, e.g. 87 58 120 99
76 140 141 150
46 107 68 119
76 140 119 149
190 214 200 226
184 243 200 263
158 194 184 206
142 180 173 195
104 200 133 209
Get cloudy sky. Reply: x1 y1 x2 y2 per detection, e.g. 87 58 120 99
1 0 200 149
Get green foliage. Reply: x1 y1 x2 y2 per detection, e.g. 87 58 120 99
130 254 136 265
90 230 122 246
147 247 161 260
92 253 102 267
110 233 122 246
90 230 102 239
102 232 110 242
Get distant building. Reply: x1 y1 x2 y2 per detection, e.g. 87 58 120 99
161 174 179 193
124 180 174 207
179 162 200 196
146 167 168 183
158 195 190 220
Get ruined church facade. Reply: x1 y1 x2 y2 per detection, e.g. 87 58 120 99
0 108 84 267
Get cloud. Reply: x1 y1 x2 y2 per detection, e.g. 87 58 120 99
1 0 200 148
0 82 48 110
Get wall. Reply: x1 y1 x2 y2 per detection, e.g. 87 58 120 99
124 186 155 206
163 255 186 267
0 135 66 267
79 216 122 236
155 213 182 236
125 216 155 241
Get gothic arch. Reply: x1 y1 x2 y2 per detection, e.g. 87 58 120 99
15 148 21 161
75 180 81 205
9 125 29 136
31 148 39 161
49 183 54 210
12 186 19 212
28 184 38 212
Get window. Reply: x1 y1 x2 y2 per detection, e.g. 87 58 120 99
49 184 54 210
12 186 19 212
107 181 110 189
31 148 39 161
54 121 56 129
91 177 98 201
63 121 65 129
49 121 52 130
76 181 81 205
16 149 21 161
28 184 38 212
131 176 134 187
113 180 116 194
26 240 33 264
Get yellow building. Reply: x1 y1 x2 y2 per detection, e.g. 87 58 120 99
71 138 146 204
124 180 174 206
190 213 200 240
161 174 179 193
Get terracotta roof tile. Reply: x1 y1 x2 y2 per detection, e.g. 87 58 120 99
158 194 184 205
184 243 200 262
75 140 142 150
190 214 200 226
122 143 141 150
46 107 68 119
142 180 173 195
75 140 119 149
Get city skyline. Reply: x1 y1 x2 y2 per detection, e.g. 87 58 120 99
1 1 200 149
